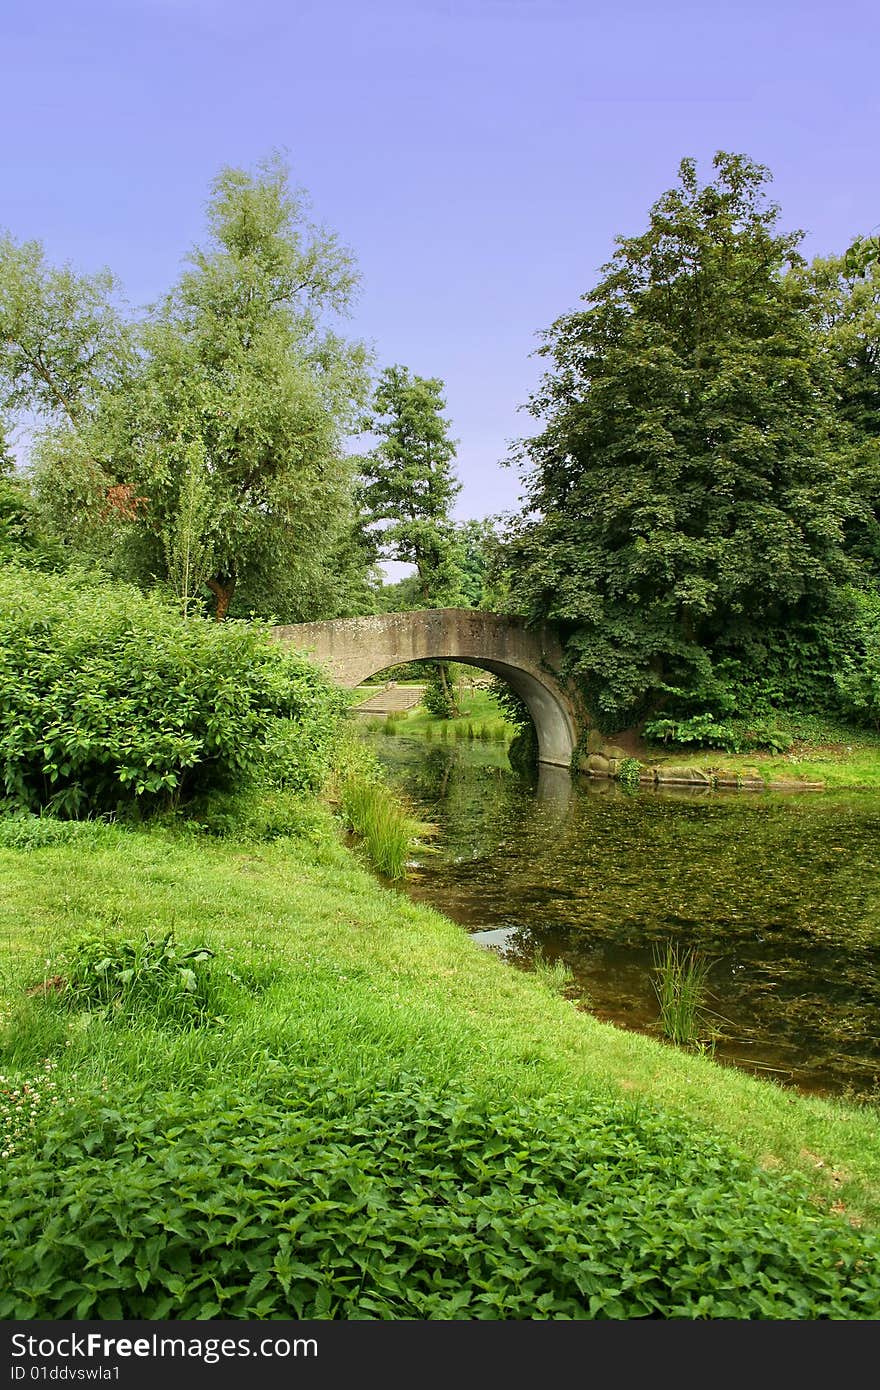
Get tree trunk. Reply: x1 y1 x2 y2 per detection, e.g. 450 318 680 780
438 661 460 717
206 575 236 621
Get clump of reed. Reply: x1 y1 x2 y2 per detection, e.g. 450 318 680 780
340 776 421 880
652 942 714 1047
381 711 408 735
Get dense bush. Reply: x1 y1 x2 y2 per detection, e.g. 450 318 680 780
0 565 345 816
642 592 880 746
644 714 793 754
2 1069 878 1319
422 664 459 719
0 469 61 570
834 589 880 729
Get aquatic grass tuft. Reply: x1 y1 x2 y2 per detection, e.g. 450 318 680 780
341 776 421 880
652 942 714 1047
532 948 575 997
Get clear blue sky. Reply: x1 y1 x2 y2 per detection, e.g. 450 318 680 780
3 0 878 523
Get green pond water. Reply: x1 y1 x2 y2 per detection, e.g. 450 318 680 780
369 733 880 1099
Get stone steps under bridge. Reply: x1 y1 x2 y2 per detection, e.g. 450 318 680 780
351 684 426 715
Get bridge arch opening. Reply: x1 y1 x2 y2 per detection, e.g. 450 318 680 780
352 656 575 769
272 609 579 769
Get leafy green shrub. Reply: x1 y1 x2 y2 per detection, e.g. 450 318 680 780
53 930 255 1029
616 756 644 785
0 467 62 571
637 608 864 733
2 1071 878 1319
422 665 459 719
644 713 793 754
0 565 344 816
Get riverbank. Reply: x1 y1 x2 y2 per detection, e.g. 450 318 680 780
357 686 880 789
1 804 880 1317
583 726 880 791
582 744 880 791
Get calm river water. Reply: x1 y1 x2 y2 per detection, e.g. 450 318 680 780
370 733 880 1099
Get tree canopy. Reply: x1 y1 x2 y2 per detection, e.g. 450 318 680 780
0 235 131 429
506 152 863 726
802 252 880 571
360 365 463 605
13 157 373 621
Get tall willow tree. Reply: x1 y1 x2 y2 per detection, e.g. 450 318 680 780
0 234 135 568
109 157 371 619
508 152 858 725
25 157 371 619
0 233 131 430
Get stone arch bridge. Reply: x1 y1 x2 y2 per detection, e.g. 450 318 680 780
272 608 580 768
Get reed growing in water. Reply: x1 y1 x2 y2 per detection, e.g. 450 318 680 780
652 942 714 1047
341 776 421 880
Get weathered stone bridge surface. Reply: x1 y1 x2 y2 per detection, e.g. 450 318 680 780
272 609 579 768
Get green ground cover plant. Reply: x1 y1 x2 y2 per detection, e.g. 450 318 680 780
2 1067 878 1319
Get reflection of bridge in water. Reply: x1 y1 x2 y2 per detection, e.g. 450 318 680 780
272 608 581 768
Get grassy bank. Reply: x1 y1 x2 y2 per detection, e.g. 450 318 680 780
643 741 880 790
1 805 880 1317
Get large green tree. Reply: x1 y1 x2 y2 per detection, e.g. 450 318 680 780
361 365 463 605
114 157 370 619
26 157 372 620
507 152 859 726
